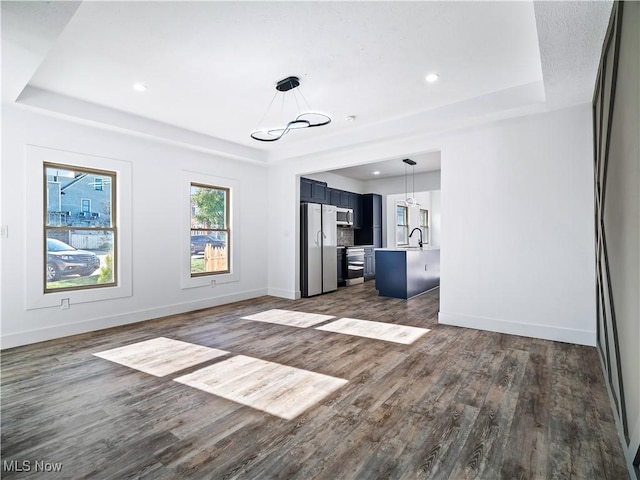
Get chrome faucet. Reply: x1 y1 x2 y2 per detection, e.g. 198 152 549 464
409 227 423 248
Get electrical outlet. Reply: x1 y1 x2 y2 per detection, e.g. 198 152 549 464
211 279 216 288
0 225 7 238
61 298 70 310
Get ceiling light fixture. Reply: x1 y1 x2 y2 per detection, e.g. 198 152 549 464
133 82 148 92
251 76 331 142
399 158 420 207
425 73 439 83
373 171 380 175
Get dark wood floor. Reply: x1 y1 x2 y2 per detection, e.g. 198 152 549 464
1 282 629 479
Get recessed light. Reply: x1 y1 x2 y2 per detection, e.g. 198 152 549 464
373 171 380 175
345 115 357 122
425 73 439 83
133 83 148 92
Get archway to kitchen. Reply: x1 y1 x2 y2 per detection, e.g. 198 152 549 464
298 150 441 310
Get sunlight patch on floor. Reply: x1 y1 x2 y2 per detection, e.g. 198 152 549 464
174 355 348 420
316 318 430 344
241 309 335 328
93 337 229 377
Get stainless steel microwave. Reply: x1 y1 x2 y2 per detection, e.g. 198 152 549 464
336 207 353 226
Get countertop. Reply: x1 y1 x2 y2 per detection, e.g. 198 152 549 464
375 246 440 252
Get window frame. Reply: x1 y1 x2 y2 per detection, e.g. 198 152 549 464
181 170 239 289
25 145 132 311
43 162 118 294
189 182 231 277
419 208 429 245
396 203 409 246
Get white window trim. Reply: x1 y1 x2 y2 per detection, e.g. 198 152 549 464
181 170 240 289
25 145 132 310
396 203 409 246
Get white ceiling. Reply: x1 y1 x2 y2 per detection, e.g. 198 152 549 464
2 1 612 166
329 151 442 181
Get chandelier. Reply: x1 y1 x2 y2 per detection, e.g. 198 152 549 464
399 158 420 207
251 76 331 142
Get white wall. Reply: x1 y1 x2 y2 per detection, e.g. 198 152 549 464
439 105 596 345
0 105 269 348
3 103 597 348
430 191 441 247
267 104 597 345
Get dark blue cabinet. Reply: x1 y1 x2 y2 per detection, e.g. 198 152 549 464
300 177 327 204
360 193 382 227
364 247 375 280
300 177 313 202
356 194 382 246
328 188 340 206
340 191 351 208
375 248 440 299
337 248 346 286
349 193 362 228
302 179 365 230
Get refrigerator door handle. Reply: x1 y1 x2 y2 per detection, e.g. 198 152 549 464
315 230 322 245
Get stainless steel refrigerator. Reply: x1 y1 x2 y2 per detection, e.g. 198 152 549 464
301 203 337 297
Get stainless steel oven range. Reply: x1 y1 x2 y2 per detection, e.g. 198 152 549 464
345 247 365 285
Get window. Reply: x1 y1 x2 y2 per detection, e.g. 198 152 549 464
93 177 103 191
396 204 408 245
190 183 230 276
420 208 429 245
44 163 116 293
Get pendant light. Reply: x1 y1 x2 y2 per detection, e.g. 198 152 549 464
399 158 420 207
251 76 331 142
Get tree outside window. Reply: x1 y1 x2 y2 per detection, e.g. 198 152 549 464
190 183 230 275
44 163 116 292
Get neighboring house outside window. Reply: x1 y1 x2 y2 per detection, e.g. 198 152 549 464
190 183 230 276
44 163 116 292
420 208 429 244
396 204 408 246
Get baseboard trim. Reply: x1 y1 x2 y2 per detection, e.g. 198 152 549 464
438 311 596 346
1 288 268 349
267 288 299 300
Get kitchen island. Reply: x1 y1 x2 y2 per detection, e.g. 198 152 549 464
374 247 440 299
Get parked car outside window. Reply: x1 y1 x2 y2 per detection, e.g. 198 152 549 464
46 238 101 281
190 235 225 254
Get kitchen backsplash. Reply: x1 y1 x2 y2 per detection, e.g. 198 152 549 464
337 227 354 246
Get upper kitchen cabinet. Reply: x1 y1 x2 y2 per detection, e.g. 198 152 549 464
349 192 362 228
356 194 382 246
327 188 351 208
328 188 340 206
340 190 351 208
300 177 327 204
360 194 382 227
